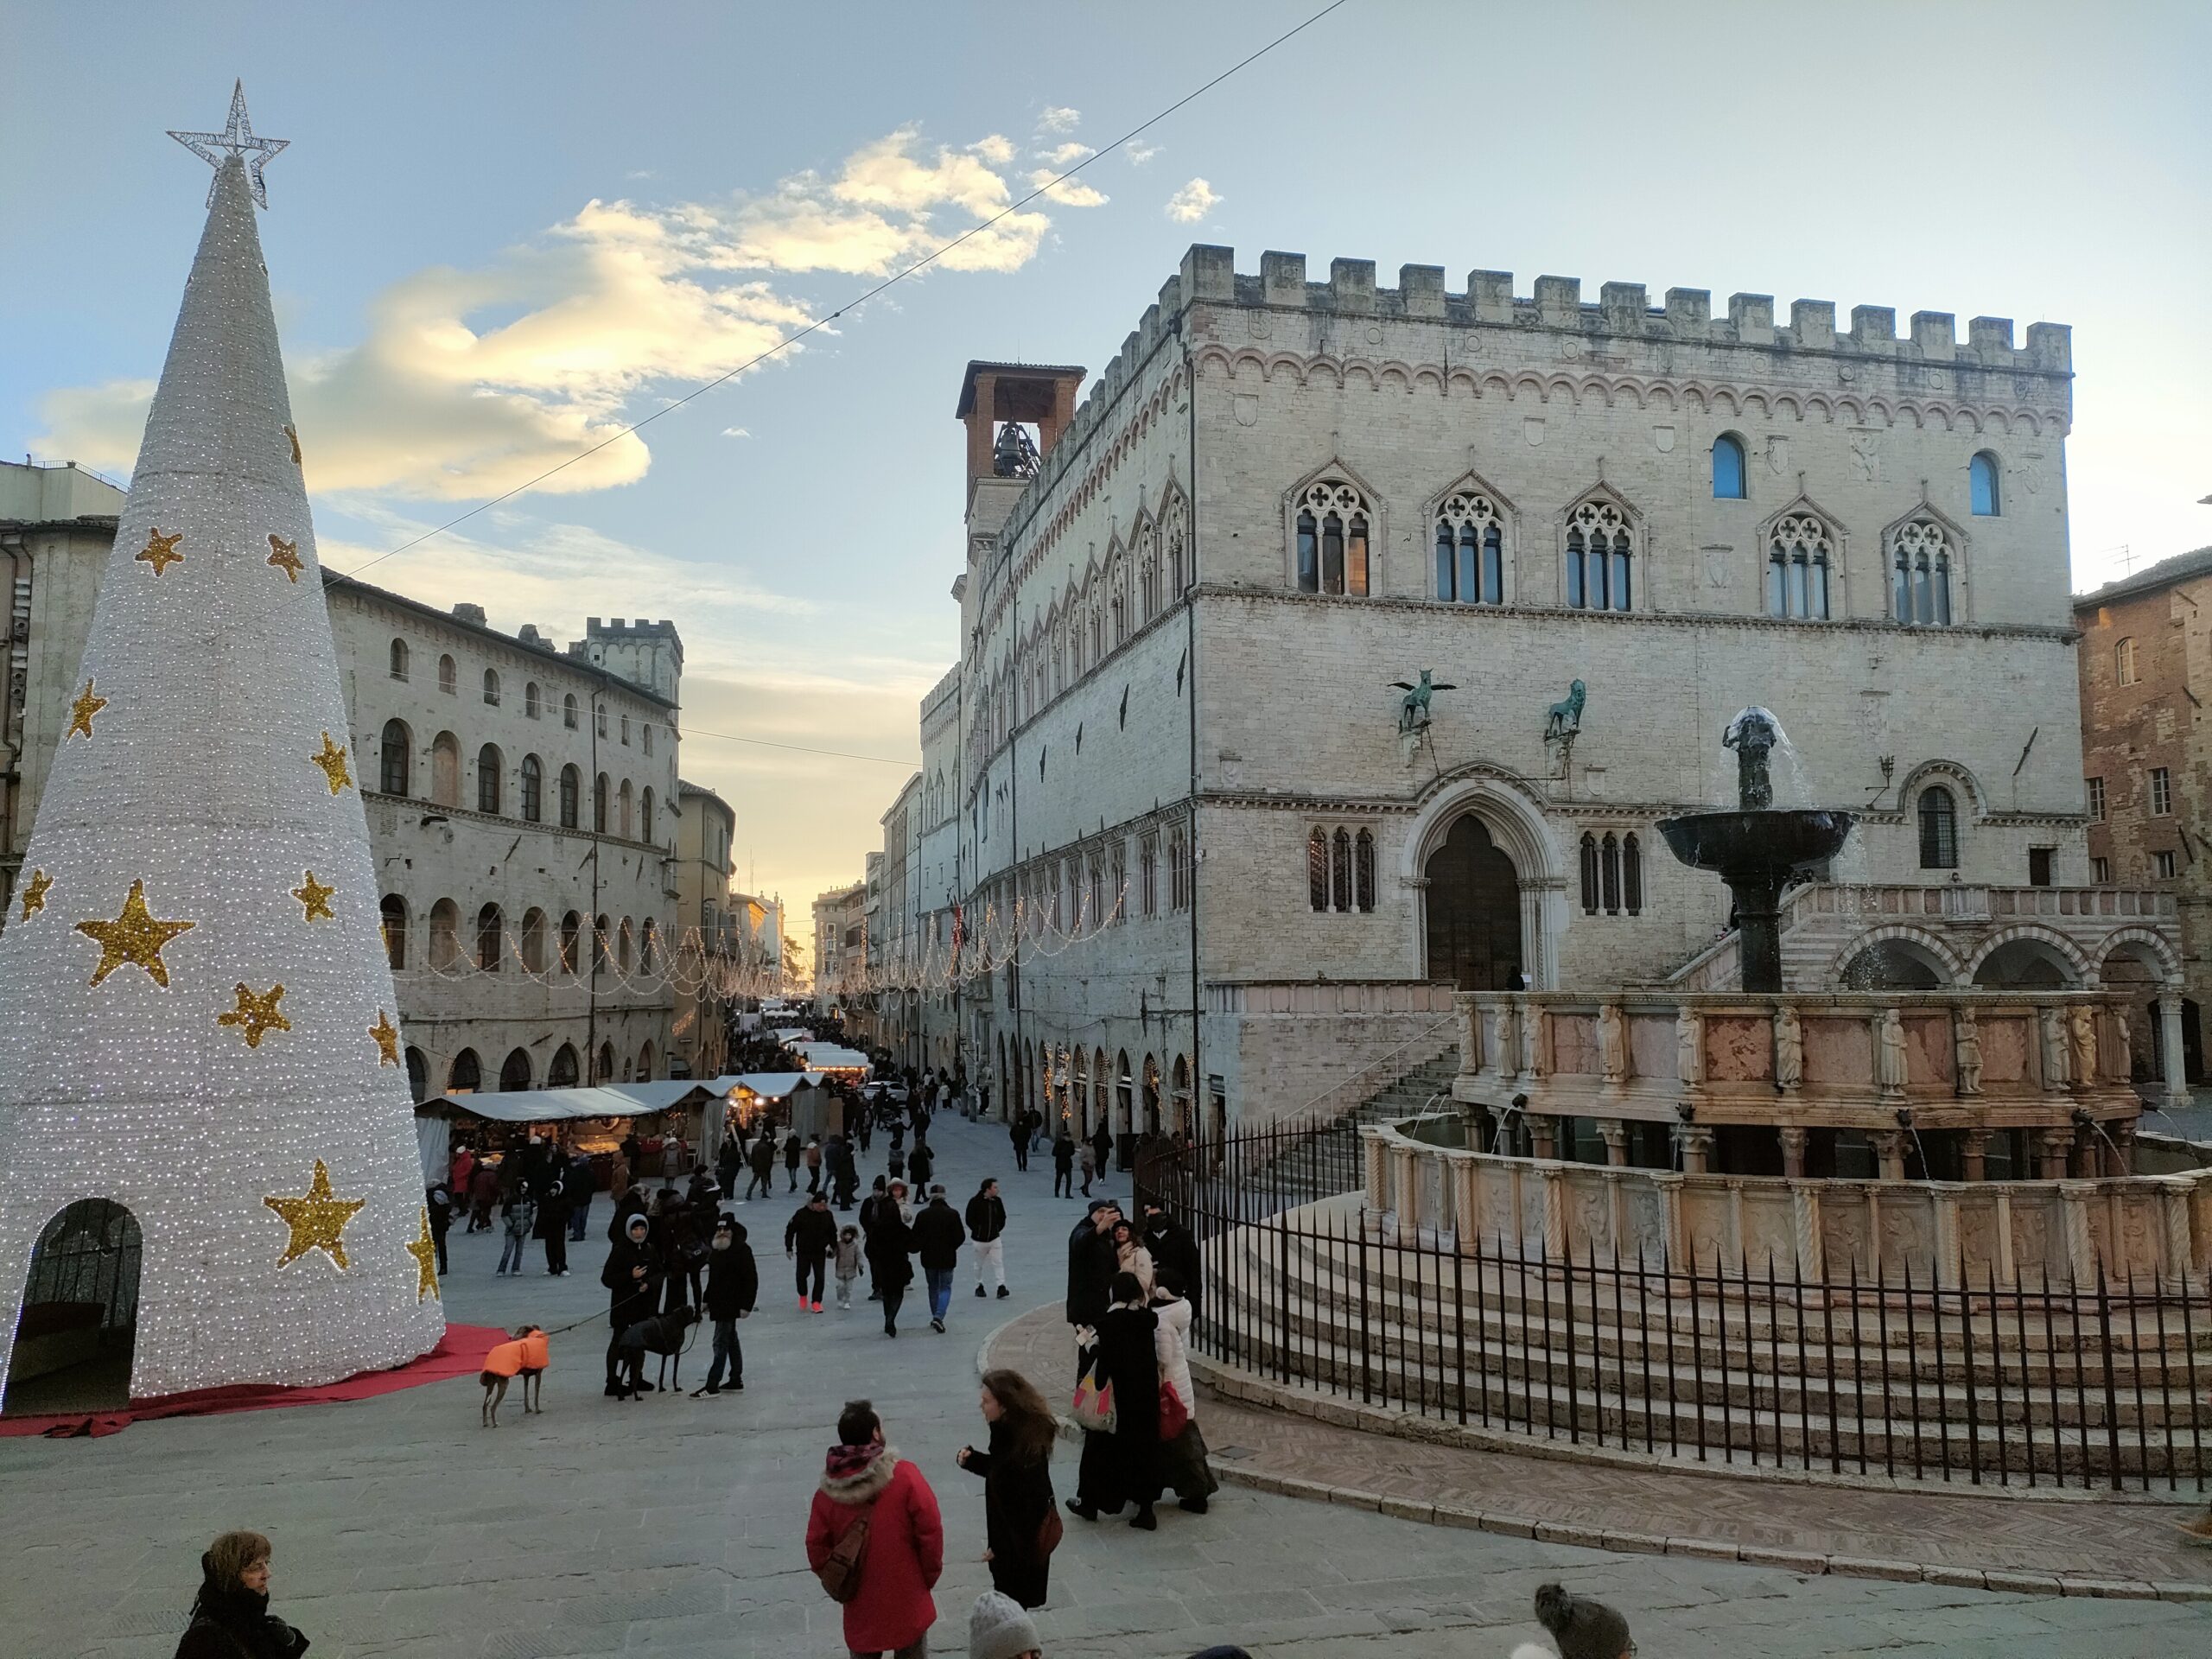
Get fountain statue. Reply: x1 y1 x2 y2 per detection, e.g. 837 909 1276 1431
1657 709 1855 994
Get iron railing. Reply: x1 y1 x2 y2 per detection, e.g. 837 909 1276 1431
1139 1119 2212 1494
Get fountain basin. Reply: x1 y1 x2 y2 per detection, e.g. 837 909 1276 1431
1656 808 1854 881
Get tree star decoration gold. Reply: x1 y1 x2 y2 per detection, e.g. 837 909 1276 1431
309 732 352 793
0 111 441 1399
74 878 197 988
370 1009 401 1066
219 982 291 1048
267 533 304 582
168 80 288 208
264 1160 363 1270
67 680 108 741
137 526 184 575
406 1208 441 1301
292 871 334 921
19 869 52 920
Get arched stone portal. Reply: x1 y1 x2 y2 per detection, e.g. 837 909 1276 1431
1425 815 1524 990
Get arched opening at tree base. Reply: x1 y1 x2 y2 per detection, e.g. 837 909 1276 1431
3 1199 143 1416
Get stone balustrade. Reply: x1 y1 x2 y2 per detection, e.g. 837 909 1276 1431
1363 1118 2212 1291
1452 990 2142 1158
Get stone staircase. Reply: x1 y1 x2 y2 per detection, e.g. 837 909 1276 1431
1201 1198 2212 1487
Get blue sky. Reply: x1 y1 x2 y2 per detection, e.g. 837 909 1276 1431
6 1 2208 922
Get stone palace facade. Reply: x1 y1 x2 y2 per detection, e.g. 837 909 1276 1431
2 460 684 1099
885 245 2185 1128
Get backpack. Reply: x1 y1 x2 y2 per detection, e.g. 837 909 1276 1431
814 1503 874 1604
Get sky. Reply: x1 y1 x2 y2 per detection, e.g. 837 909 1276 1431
5 1 2209 947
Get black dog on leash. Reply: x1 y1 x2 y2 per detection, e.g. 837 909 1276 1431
613 1306 697 1399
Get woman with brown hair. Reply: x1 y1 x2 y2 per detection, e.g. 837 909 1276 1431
174 1530 309 1658
957 1368 1059 1609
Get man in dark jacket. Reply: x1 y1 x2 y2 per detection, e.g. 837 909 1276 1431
746 1131 776 1199
601 1212 661 1396
910 1185 968 1333
1008 1113 1030 1172
1142 1199 1201 1305
696 1213 759 1395
864 1189 917 1338
1052 1131 1076 1198
782 1130 803 1191
715 1134 744 1199
424 1182 453 1275
1090 1116 1113 1177
907 1141 934 1192
966 1178 1009 1300
535 1174 571 1276
829 1133 859 1209
1065 1198 1121 1330
785 1191 837 1313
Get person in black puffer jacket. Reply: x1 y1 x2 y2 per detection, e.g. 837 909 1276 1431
174 1530 308 1659
601 1212 661 1396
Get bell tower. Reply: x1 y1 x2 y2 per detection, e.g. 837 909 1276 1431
955 359 1085 535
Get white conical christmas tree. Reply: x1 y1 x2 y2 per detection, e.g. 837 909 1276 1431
0 94 444 1399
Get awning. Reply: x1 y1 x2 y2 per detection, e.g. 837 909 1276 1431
791 1041 869 1071
415 1084 704 1124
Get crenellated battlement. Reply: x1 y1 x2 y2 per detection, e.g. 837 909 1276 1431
1168 245 2070 376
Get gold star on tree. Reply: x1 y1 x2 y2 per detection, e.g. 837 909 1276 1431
370 1008 401 1066
136 526 184 575
264 1160 364 1270
291 870 334 921
66 679 108 741
218 982 290 1048
20 869 52 920
308 732 352 794
406 1207 441 1301
266 533 304 582
75 878 196 988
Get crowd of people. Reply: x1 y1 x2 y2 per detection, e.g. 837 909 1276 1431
171 1039 1644 1659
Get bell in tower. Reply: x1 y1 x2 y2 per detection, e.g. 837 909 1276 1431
991 420 1040 479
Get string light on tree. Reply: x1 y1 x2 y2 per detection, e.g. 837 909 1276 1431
0 88 442 1402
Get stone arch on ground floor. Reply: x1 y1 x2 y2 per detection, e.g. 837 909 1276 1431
1967 925 2093 988
1402 771 1567 990
1833 925 1967 989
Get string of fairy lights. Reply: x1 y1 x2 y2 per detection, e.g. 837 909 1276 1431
410 874 1138 1001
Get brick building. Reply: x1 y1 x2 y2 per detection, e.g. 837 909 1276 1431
2075 548 2212 1086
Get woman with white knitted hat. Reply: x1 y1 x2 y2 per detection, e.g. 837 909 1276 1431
967 1591 1041 1659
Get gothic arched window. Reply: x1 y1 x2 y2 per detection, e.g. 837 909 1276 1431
558 911 582 974
519 753 542 823
1918 785 1960 869
475 903 503 971
1623 833 1643 916
437 653 456 695
1354 829 1376 912
476 743 501 815
1294 480 1372 597
1713 434 1747 499
379 894 407 969
1580 833 1600 915
1565 500 1632 612
388 639 408 682
1767 512 1833 620
1331 828 1352 913
1891 519 1955 626
1434 490 1505 604
379 719 410 796
482 668 500 707
559 763 580 829
1970 451 2001 517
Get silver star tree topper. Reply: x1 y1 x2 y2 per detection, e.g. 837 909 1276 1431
168 79 288 207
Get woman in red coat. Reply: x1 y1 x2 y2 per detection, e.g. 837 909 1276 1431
806 1399 944 1658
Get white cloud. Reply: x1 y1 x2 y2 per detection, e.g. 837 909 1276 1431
35 124 1102 501
1165 177 1221 223
1037 142 1094 167
721 426 751 439
1026 169 1109 209
1035 105 1081 134
1126 140 1161 165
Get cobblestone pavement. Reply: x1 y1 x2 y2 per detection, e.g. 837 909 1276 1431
2 1113 2207 1658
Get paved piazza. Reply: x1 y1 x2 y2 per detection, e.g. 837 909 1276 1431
5 1115 2208 1658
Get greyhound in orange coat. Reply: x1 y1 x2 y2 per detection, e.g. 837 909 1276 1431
480 1325 549 1427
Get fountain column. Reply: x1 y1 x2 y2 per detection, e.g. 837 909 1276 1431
1959 1128 1991 1182
1598 1119 1630 1167
1676 1126 1714 1174
1872 1130 1907 1182
1777 1125 1808 1178
2037 1128 2073 1179
2159 997 2190 1107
